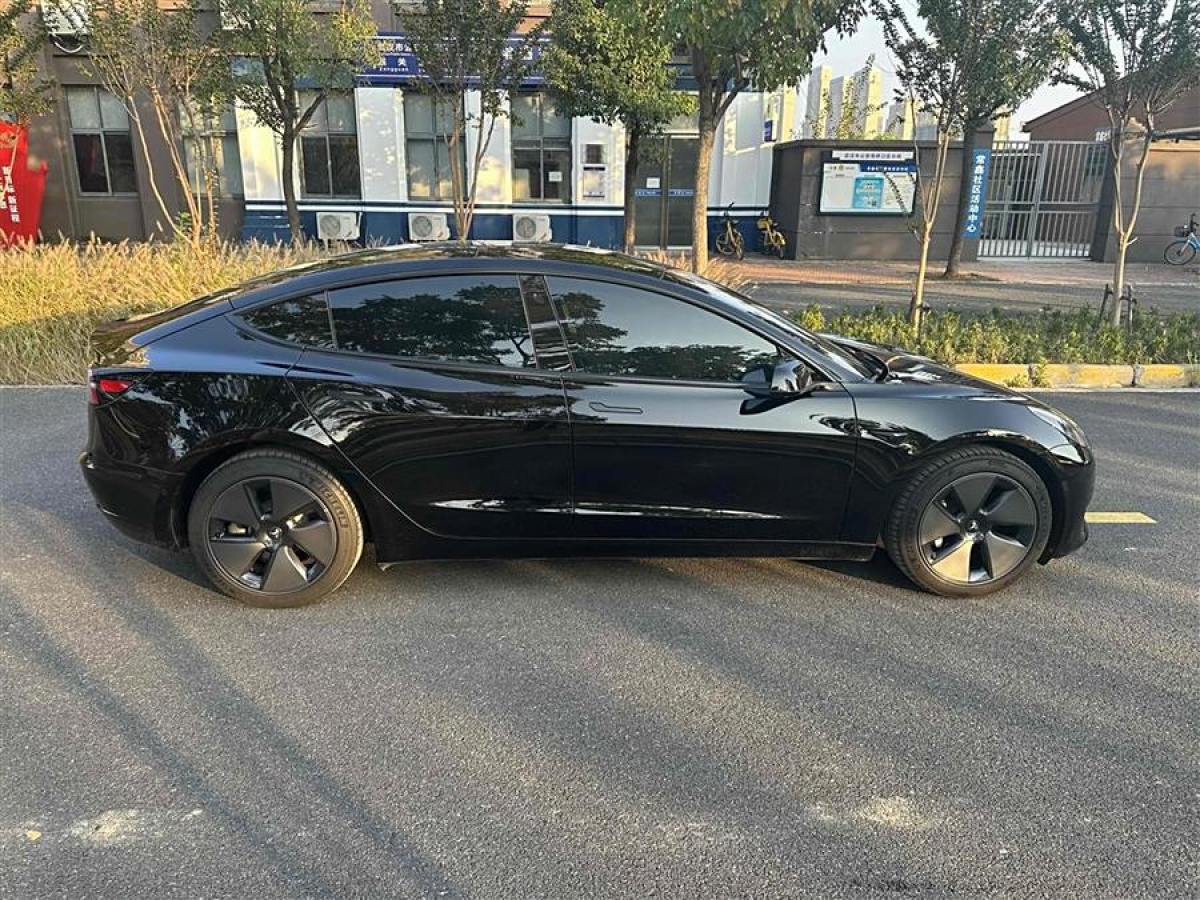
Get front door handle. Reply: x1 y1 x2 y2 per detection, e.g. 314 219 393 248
589 401 643 415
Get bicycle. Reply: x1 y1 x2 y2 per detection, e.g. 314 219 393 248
1164 213 1199 265
715 203 744 260
756 211 786 258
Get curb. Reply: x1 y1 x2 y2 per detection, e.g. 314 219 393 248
955 363 1197 389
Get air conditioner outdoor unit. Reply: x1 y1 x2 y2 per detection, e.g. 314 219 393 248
316 212 360 242
408 211 450 242
512 212 552 243
41 1 88 35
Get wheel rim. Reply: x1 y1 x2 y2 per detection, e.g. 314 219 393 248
206 476 337 594
917 472 1038 586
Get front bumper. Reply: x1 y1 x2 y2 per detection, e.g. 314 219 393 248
1040 443 1095 561
80 451 181 547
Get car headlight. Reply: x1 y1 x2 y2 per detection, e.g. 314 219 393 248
1029 406 1089 448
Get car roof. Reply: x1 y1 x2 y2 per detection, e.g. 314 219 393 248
224 241 715 307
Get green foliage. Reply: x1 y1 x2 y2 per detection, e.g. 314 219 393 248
0 0 51 124
665 0 863 271
875 0 1064 134
543 0 690 131
1055 0 1198 131
793 304 1200 365
397 0 544 240
218 0 379 135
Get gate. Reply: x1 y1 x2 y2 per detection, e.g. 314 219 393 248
979 140 1106 258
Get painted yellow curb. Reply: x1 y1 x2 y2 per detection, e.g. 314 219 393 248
955 364 1028 385
1041 364 1131 388
1134 364 1194 388
955 363 1195 389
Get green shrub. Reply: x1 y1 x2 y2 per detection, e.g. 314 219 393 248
795 304 1200 366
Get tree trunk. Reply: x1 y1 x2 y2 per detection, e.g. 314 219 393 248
911 229 931 332
691 92 716 274
623 125 640 254
280 127 302 244
943 126 978 278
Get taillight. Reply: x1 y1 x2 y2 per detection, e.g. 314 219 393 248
88 374 134 405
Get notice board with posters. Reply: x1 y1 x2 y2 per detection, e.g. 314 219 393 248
818 149 917 215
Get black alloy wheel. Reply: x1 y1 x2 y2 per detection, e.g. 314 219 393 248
885 447 1053 597
188 450 363 607
917 473 1038 585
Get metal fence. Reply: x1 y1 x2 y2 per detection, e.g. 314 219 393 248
979 140 1107 258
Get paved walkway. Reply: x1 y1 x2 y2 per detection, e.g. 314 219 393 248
731 257 1199 316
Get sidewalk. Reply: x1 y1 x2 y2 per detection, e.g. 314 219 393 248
729 256 1200 288
731 257 1199 316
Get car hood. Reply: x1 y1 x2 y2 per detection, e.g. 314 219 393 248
823 334 1040 401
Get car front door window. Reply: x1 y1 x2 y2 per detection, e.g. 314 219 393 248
547 277 781 382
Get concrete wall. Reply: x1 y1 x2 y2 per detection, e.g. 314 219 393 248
768 139 982 261
1100 139 1200 263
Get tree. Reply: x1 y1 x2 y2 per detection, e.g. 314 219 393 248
665 0 862 273
1056 0 1198 325
1 0 52 125
397 0 545 242
218 0 379 243
940 0 1064 278
542 0 692 253
72 0 225 244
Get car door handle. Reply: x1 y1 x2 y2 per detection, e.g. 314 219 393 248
589 401 643 415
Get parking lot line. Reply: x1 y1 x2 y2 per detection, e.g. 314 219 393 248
1085 512 1158 524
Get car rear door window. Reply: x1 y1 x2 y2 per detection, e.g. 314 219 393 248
241 294 335 349
546 277 780 382
327 275 536 368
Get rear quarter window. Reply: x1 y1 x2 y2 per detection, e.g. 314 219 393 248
241 294 335 349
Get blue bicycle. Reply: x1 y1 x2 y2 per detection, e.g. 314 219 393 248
1164 213 1198 265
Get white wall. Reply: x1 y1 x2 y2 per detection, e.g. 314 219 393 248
356 87 405 202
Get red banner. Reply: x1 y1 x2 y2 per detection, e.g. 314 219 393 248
1 123 49 245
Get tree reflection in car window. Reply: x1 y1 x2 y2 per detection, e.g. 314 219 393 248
546 277 780 382
242 294 335 348
328 275 535 367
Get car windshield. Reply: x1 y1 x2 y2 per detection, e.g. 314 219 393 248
659 268 876 380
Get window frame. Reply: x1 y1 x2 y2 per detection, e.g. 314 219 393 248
510 91 573 205
233 273 554 375
65 85 138 197
402 92 465 203
546 276 797 389
180 104 244 198
298 92 361 200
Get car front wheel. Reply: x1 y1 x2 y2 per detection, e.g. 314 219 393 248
885 447 1053 597
187 449 364 607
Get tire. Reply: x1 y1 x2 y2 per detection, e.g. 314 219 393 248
772 234 787 258
187 449 364 607
732 232 745 260
884 446 1052 597
1163 240 1196 266
717 231 743 259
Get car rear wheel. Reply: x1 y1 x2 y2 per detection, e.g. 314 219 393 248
885 447 1052 597
187 449 363 607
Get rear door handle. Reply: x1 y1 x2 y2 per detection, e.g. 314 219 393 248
589 401 643 415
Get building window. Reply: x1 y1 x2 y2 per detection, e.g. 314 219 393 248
299 92 360 199
66 86 137 195
511 92 571 203
181 104 243 197
404 93 463 201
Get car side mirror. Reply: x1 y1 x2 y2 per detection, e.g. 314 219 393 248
770 358 815 395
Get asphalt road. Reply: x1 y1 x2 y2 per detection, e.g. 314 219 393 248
1 388 1197 899
746 279 1200 317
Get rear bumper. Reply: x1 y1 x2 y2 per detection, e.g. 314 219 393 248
80 451 180 547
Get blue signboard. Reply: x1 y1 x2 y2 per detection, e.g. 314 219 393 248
358 33 546 86
962 148 991 238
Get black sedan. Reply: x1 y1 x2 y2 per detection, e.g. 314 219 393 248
81 244 1093 607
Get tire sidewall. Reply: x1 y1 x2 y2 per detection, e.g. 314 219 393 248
887 450 1053 597
187 452 363 608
